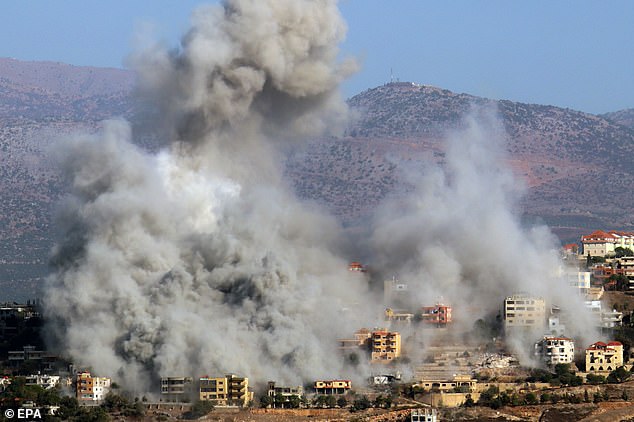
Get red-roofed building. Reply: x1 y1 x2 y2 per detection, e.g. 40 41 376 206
582 230 634 257
348 262 367 273
562 243 579 255
421 304 452 326
586 341 623 373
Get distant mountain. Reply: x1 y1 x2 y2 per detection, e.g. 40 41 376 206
286 83 634 242
601 108 634 130
1 60 634 298
0 57 135 120
0 58 136 299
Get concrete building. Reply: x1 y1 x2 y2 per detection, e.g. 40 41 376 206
370 329 401 363
313 380 351 395
534 336 575 366
566 271 591 294
266 381 303 408
25 375 60 390
161 377 193 402
548 315 566 336
584 301 624 328
338 328 372 352
199 374 252 407
75 371 111 402
385 308 414 324
416 374 477 392
421 303 452 326
503 294 546 330
586 341 624 373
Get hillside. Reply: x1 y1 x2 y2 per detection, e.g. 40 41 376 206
602 108 634 130
285 83 634 241
2 60 634 298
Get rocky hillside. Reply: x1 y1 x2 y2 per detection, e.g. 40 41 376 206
285 83 634 242
602 108 634 130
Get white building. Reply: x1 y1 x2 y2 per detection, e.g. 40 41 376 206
548 315 566 336
25 375 60 390
535 336 575 366
584 301 623 328
566 271 591 294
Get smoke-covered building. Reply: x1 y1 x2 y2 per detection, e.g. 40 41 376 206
503 294 546 331
534 336 575 366
266 381 303 408
421 303 452 326
370 329 401 363
161 377 193 402
199 374 252 407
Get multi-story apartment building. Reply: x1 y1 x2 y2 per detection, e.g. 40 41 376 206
581 230 634 257
565 271 591 294
266 381 304 408
586 341 624 373
503 294 546 330
534 336 575 366
370 329 401 363
313 380 351 395
161 377 193 402
75 371 111 402
421 303 452 326
199 374 252 407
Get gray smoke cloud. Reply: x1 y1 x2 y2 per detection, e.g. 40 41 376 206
44 0 600 395
367 108 600 363
44 0 371 392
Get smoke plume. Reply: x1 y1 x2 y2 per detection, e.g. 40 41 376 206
45 0 368 391
44 0 599 395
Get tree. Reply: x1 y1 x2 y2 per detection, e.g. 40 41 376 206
325 395 337 408
586 373 606 384
187 400 214 419
288 395 301 409
463 394 475 407
615 247 634 258
352 395 371 411
607 366 631 383
259 395 273 408
525 392 538 405
337 396 347 408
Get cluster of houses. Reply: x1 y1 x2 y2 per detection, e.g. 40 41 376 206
1 229 632 416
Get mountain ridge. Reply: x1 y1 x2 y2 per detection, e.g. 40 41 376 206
1 59 634 300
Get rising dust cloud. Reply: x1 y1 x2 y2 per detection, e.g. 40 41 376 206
43 0 597 393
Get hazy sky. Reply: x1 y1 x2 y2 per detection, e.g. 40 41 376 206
1 0 632 114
